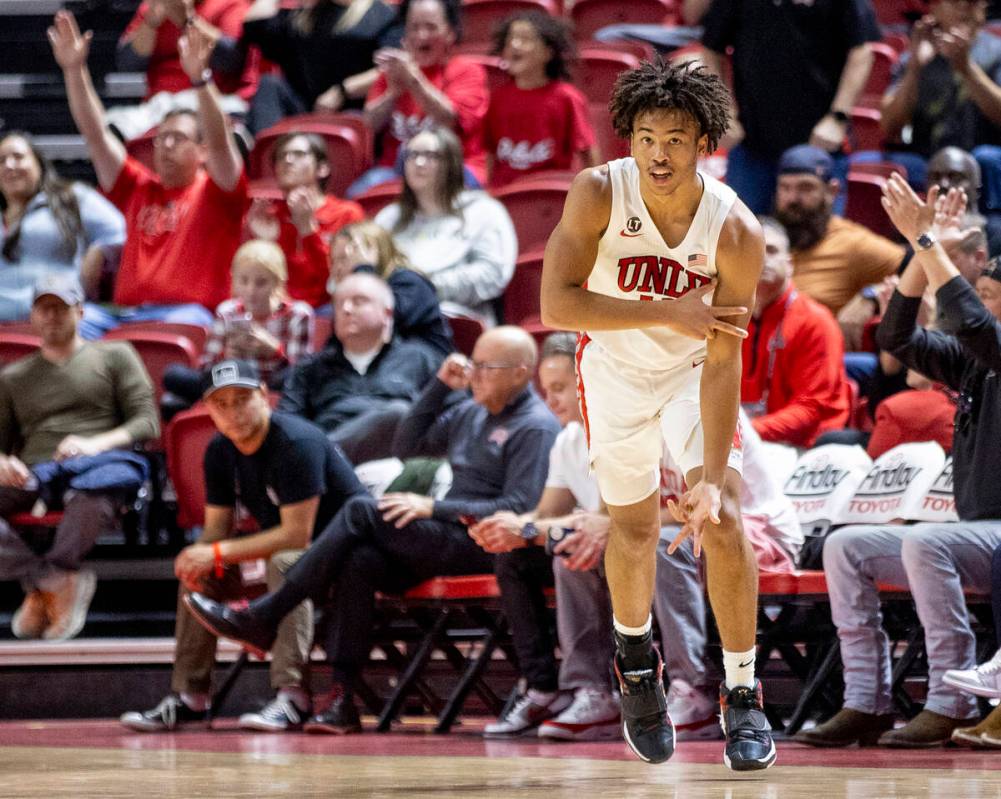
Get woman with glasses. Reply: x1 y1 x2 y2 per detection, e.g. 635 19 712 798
0 132 125 336
374 127 516 325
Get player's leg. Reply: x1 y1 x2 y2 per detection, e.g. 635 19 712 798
683 463 775 771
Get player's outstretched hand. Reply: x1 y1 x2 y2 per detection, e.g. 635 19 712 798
666 480 722 558
665 282 748 341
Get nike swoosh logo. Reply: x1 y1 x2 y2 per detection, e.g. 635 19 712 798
692 358 705 369
738 659 754 668
619 230 642 238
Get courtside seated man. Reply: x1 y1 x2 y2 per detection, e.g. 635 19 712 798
539 60 773 771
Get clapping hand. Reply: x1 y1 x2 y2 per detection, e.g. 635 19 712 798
48 11 91 71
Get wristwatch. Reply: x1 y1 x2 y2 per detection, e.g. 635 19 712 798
191 68 213 89
915 230 937 251
520 521 539 541
830 109 850 124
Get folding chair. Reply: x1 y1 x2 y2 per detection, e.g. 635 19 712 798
569 0 677 42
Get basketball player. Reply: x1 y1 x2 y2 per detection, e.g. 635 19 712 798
539 60 774 771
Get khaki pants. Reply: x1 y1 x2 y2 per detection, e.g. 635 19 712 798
171 549 312 695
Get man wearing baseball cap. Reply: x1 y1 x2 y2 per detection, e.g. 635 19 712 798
0 273 159 640
121 359 368 734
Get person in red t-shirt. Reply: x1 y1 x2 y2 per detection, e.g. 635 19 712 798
485 12 599 188
245 133 364 307
50 11 250 334
741 216 851 448
109 0 259 141
355 0 489 195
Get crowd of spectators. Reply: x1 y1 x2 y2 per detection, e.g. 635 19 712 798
2 0 1001 750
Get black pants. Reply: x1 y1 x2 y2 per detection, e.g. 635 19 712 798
495 547 558 691
247 73 308 134
252 494 494 686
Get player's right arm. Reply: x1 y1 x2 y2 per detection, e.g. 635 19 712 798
48 11 126 192
540 167 748 339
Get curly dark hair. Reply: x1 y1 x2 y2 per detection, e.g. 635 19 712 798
608 59 731 153
490 11 576 82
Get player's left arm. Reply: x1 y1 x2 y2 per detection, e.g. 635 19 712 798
700 203 763 488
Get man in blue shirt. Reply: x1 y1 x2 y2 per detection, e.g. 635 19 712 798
183 327 560 733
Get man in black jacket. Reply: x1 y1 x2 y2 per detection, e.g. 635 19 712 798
182 326 561 734
279 272 439 464
795 177 1001 749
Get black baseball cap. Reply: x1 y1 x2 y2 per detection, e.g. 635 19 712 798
201 359 262 398
778 144 835 183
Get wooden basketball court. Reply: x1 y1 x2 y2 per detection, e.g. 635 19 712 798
2 718 1000 798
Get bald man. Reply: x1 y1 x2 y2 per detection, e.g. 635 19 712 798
184 326 561 733
927 146 1001 259
279 272 440 464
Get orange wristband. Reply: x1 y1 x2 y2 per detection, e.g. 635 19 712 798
213 541 225 579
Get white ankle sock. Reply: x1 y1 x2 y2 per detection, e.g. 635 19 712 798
180 691 210 712
723 647 756 690
613 615 652 637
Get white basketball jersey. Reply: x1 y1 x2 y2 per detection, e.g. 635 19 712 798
584 158 737 369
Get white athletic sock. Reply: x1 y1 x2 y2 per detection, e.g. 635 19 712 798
723 647 756 690
180 691 210 712
613 615 652 637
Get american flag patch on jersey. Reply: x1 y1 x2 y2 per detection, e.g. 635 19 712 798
688 253 707 268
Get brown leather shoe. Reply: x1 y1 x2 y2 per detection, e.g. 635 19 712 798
11 590 51 639
792 708 895 747
956 704 1001 748
878 710 971 748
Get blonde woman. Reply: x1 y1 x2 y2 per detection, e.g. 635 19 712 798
329 220 453 358
162 240 315 413
241 0 401 133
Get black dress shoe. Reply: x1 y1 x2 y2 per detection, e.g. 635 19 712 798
183 592 276 659
303 692 362 735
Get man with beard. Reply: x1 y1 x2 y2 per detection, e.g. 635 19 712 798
741 218 850 448
774 145 907 319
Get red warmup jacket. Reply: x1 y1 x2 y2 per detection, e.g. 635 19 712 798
741 286 851 447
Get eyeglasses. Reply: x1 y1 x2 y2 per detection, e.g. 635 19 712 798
403 149 444 162
153 131 196 147
277 148 314 161
470 361 519 372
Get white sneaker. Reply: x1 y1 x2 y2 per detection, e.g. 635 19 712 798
484 689 573 738
666 678 721 740
43 569 96 641
538 687 621 741
943 650 1001 699
239 692 309 731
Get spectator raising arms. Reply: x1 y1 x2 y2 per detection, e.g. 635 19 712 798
0 132 124 335
375 128 517 324
484 12 598 187
357 0 489 193
329 220 454 358
162 240 315 415
240 0 401 132
111 0 257 140
49 11 251 333
246 133 364 308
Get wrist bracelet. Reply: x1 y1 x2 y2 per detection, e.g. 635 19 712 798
212 541 225 578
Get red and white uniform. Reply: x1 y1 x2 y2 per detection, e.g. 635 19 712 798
576 158 741 506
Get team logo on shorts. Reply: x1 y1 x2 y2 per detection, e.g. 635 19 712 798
619 216 643 237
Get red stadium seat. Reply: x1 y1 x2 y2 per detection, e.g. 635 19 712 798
590 101 629 161
460 0 557 47
569 0 676 41
164 405 217 529
587 38 657 63
0 332 41 365
490 174 571 254
113 321 209 355
249 113 374 198
871 0 924 26
503 249 544 325
444 312 485 355
858 42 898 109
101 328 200 408
850 106 885 153
576 47 641 105
353 179 404 218
844 171 897 240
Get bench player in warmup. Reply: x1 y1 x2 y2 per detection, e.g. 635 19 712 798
540 59 775 771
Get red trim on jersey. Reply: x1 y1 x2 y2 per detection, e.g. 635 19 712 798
575 332 592 448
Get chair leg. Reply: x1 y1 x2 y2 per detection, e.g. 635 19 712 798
434 621 503 734
376 608 450 732
208 651 249 723
783 638 842 736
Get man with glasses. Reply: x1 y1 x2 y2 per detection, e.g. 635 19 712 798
183 326 560 733
49 11 250 334
796 177 1001 748
121 359 366 732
